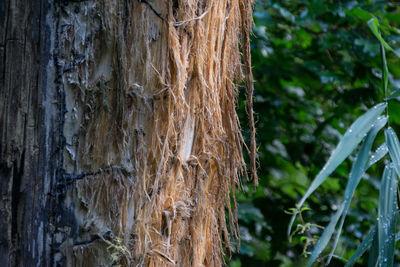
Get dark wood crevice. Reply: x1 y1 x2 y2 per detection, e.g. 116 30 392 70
0 1 60 265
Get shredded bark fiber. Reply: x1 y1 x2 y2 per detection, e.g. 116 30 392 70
57 0 256 266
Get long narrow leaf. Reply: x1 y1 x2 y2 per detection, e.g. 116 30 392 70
368 227 379 267
307 204 345 267
367 143 388 169
386 89 400 100
378 164 397 267
367 18 394 52
326 116 387 264
288 103 387 236
309 117 386 265
344 225 377 267
396 231 400 241
385 127 400 177
381 43 389 96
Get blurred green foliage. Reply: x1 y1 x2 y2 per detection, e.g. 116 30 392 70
232 1 400 266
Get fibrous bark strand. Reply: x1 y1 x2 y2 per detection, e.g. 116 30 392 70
1 0 255 266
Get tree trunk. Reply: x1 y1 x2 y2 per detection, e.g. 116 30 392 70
0 1 254 266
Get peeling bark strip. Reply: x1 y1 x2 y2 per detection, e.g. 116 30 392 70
240 0 258 186
1 0 255 266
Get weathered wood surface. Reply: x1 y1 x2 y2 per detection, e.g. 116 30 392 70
0 1 252 266
0 0 58 266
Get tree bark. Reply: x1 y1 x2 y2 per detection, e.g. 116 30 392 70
0 1 254 266
0 0 58 266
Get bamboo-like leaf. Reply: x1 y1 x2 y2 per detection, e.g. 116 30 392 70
315 116 387 264
307 203 344 267
326 116 387 264
344 225 377 267
381 43 389 96
367 18 394 52
288 103 387 236
385 127 400 177
378 164 397 267
367 143 388 169
368 228 379 267
386 89 400 100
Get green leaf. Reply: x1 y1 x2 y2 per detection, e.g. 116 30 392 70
386 89 400 100
378 164 397 267
307 203 344 267
345 8 373 22
326 116 387 264
367 143 388 169
381 43 389 96
288 103 387 237
308 116 387 266
385 127 400 177
367 18 394 52
368 227 379 267
344 225 376 267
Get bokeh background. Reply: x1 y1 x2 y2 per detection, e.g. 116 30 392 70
232 1 400 266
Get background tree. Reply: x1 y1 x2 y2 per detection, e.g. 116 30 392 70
0 0 255 266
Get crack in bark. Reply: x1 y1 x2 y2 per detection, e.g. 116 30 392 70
61 166 132 183
138 0 165 21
